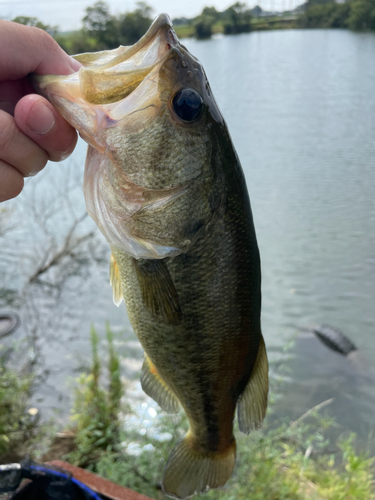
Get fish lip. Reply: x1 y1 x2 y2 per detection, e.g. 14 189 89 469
124 13 175 59
30 13 177 103
127 13 174 56
82 13 175 72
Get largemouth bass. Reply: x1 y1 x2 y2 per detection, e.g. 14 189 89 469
32 14 268 499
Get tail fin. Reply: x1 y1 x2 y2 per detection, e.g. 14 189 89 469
162 436 236 499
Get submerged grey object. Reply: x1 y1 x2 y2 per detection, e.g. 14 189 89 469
0 312 21 338
312 324 357 357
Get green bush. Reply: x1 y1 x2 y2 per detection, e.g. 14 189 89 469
0 355 33 457
223 2 252 34
297 2 350 28
194 16 215 39
348 0 375 30
0 350 52 461
54 1 153 54
67 324 125 467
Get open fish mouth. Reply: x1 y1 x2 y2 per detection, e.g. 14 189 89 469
73 14 176 105
31 14 180 145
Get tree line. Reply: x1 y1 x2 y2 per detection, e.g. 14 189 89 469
297 0 375 30
191 3 253 39
7 1 255 54
7 0 375 54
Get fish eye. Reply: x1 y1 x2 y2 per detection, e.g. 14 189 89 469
172 88 204 122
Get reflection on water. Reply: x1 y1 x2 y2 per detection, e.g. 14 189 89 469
0 29 374 437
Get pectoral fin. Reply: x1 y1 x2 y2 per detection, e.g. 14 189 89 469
133 258 182 323
141 355 180 414
110 254 123 307
237 335 268 434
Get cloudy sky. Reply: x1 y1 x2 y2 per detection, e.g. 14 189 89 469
0 0 299 32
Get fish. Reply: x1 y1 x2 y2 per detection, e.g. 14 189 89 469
31 14 268 499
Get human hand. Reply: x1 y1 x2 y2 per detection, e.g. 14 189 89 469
0 20 81 202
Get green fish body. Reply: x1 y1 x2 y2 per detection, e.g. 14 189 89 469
32 14 268 499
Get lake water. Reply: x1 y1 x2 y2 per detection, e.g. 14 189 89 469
1 29 375 444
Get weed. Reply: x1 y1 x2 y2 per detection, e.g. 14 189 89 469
0 349 51 462
67 326 375 499
67 324 125 467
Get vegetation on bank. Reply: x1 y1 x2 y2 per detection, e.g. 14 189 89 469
0 351 51 461
297 0 375 29
67 325 125 467
6 0 375 54
2 325 374 499
7 0 375 55
63 328 375 499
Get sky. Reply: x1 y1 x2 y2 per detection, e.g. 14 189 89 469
0 0 299 32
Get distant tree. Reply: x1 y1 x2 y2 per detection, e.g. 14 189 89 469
117 2 153 45
83 1 111 33
329 2 350 27
223 2 252 34
306 0 334 6
297 1 350 28
201 6 221 21
172 17 190 26
12 16 58 36
55 30 98 55
348 0 375 30
82 1 118 49
250 5 263 17
193 5 220 39
194 16 214 38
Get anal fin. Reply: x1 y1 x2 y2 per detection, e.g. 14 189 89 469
110 254 123 307
237 334 269 434
141 355 180 414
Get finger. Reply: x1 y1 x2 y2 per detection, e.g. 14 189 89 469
0 110 48 177
0 160 24 202
0 20 81 79
15 95 78 162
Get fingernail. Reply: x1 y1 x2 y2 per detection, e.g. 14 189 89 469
70 57 82 72
28 102 55 135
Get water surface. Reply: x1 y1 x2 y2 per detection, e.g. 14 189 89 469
1 29 374 438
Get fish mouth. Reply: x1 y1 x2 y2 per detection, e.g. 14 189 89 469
74 13 176 105
31 14 183 143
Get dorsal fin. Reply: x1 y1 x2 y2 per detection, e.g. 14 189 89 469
110 254 123 307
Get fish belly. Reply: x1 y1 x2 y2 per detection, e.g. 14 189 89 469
113 210 261 434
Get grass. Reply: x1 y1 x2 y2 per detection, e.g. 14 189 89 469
90 407 375 500
66 324 125 467
174 24 195 39
67 328 375 500
0 349 51 462
1 326 374 499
